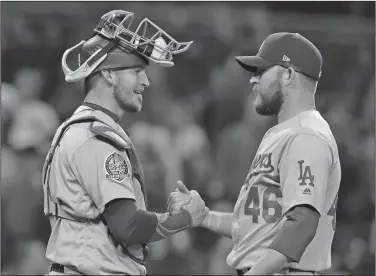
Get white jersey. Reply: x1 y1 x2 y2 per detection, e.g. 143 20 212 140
226 110 341 272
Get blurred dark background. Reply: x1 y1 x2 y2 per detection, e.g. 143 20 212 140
1 1 375 275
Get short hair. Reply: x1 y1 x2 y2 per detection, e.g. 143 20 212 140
84 71 102 95
298 73 318 94
278 66 317 94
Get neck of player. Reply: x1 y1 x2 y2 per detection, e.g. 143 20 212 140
85 88 125 119
277 91 316 124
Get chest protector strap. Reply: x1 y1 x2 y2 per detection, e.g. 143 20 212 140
42 109 100 222
42 107 148 265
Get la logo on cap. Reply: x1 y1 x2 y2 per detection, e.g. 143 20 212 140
282 55 290 62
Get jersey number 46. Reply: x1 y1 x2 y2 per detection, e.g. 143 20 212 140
244 186 282 223
327 194 338 231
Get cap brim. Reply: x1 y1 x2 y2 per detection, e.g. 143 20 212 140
235 56 274 73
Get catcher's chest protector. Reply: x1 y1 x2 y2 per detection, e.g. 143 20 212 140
42 107 147 221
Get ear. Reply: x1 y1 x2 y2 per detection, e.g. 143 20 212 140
101 70 116 86
281 67 295 87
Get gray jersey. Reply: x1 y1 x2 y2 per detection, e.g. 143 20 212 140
45 106 147 275
227 110 341 272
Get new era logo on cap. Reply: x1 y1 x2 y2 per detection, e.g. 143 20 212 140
282 55 290 62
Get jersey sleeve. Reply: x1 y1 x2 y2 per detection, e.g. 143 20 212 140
70 138 136 213
279 134 333 216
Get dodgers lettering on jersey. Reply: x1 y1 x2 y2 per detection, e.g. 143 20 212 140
226 110 341 272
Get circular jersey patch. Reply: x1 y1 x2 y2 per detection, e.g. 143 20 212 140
105 152 130 183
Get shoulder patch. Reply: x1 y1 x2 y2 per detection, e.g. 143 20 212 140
104 152 130 183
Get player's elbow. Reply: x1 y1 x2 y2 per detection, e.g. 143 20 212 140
103 199 158 245
289 204 320 241
111 212 137 245
120 210 158 245
118 215 139 245
286 205 320 260
269 204 320 262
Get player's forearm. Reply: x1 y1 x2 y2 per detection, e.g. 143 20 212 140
150 211 192 242
103 201 158 245
200 210 233 239
104 199 192 245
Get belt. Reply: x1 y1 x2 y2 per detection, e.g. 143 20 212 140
50 263 84 275
236 267 250 276
50 263 132 275
50 263 65 274
236 267 318 276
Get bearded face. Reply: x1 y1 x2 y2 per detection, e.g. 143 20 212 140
112 67 149 113
251 66 285 116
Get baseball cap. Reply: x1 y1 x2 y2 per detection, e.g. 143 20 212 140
235 32 323 80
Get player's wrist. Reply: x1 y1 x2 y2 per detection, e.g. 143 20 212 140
154 211 192 239
199 206 210 226
200 208 212 228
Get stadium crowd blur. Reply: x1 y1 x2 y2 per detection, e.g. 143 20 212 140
1 2 375 275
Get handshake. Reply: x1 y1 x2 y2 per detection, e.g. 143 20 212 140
167 180 209 227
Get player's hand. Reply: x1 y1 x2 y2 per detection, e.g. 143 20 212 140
167 180 209 227
168 180 193 212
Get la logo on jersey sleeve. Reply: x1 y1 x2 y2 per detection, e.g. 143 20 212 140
298 160 315 195
104 152 130 183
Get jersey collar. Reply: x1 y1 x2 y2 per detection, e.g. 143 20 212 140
82 102 120 124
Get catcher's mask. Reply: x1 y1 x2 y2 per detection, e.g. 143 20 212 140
62 10 193 82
